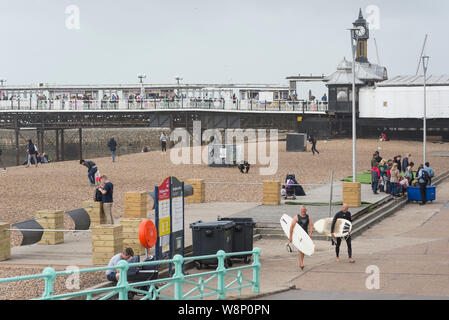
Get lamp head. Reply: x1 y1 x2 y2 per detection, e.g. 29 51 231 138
422 56 430 73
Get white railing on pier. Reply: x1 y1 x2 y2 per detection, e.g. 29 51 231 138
0 99 328 113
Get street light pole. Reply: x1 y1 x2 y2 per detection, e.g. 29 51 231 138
349 29 358 182
422 56 430 164
137 73 147 98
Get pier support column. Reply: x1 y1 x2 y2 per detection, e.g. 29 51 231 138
60 129 65 161
55 129 60 161
78 128 83 161
15 129 19 166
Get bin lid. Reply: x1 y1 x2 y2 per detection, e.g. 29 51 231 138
217 216 255 226
189 220 235 229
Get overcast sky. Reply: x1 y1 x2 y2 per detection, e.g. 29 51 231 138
1 0 448 91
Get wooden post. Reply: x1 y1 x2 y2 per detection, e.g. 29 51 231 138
262 181 280 205
185 179 205 203
124 192 147 218
0 222 11 261
120 218 145 256
35 210 64 245
83 200 106 228
92 225 123 265
342 182 362 207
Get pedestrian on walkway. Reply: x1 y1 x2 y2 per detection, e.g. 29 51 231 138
160 132 167 153
99 175 114 224
424 162 434 186
289 206 313 270
390 163 401 199
371 163 380 194
331 204 355 263
107 137 117 162
80 159 98 186
417 164 429 205
402 153 411 173
308 135 319 155
25 139 38 168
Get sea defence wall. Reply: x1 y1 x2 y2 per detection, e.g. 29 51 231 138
0 128 168 167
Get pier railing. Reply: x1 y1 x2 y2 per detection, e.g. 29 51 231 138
0 98 328 113
0 248 261 300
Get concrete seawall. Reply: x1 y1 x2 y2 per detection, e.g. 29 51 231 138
0 128 169 167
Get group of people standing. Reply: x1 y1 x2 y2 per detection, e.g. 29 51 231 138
370 151 434 204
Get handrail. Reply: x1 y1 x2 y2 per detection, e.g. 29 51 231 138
0 248 261 300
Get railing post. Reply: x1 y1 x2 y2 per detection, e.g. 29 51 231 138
216 250 226 299
42 267 56 299
116 260 129 300
251 247 261 293
172 254 184 300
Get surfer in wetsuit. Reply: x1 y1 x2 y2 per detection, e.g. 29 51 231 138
289 206 313 270
331 203 355 263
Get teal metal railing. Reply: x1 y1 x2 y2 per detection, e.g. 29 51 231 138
0 248 261 300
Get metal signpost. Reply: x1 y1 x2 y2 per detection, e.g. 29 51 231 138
154 176 185 276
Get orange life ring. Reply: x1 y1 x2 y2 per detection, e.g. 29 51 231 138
138 219 157 249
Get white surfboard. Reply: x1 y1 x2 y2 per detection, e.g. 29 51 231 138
313 218 352 238
280 214 315 256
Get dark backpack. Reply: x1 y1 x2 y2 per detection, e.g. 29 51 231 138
422 170 430 183
94 188 102 202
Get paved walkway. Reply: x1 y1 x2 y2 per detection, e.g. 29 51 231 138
253 180 449 299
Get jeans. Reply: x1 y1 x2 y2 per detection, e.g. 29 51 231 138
107 272 117 282
391 182 398 197
386 181 391 194
371 180 378 193
27 154 37 166
161 141 167 152
111 151 115 162
88 167 97 184
419 182 427 204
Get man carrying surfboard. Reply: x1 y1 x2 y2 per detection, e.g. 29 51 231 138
289 206 313 270
331 204 355 263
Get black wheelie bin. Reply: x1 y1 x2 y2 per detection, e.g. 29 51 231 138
217 216 255 263
189 220 235 269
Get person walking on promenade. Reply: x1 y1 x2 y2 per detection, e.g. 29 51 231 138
390 163 401 199
107 137 117 162
289 206 313 270
160 132 167 153
80 159 98 186
99 175 114 224
331 204 355 263
25 139 38 168
308 135 319 155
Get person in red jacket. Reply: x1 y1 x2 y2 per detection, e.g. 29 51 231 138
371 163 381 194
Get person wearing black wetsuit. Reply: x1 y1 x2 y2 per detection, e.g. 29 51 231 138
308 135 319 155
331 203 355 263
289 206 313 270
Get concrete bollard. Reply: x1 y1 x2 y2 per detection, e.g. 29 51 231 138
0 222 11 261
83 200 106 229
263 181 281 205
120 218 145 256
124 192 147 218
185 179 205 203
92 225 123 265
36 210 64 245
342 182 362 207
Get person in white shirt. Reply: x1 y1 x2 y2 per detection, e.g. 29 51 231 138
160 132 167 153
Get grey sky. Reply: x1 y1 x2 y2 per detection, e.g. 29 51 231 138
1 0 448 90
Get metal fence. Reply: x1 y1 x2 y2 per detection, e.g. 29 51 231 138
0 98 328 113
0 248 261 300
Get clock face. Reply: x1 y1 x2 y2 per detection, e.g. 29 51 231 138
355 26 366 37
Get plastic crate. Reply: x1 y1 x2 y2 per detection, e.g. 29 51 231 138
407 186 436 202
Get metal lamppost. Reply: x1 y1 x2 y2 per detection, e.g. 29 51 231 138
137 73 147 98
0 78 6 86
175 76 183 108
422 56 430 164
349 28 359 182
